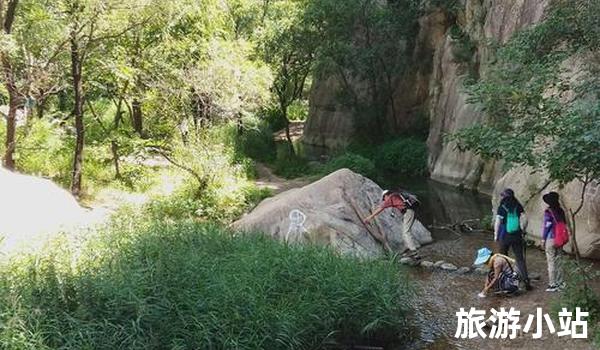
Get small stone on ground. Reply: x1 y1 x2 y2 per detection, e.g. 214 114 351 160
420 260 434 268
456 267 471 274
440 262 458 271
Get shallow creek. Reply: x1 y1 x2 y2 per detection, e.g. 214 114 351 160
391 178 598 350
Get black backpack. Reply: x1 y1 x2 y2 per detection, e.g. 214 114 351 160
392 190 420 210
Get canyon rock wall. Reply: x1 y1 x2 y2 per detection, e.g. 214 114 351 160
303 0 600 258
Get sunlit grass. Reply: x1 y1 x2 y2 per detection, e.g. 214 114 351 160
0 213 414 349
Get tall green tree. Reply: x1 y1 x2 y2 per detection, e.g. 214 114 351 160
261 0 317 154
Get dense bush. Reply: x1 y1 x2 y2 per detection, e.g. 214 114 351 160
0 217 414 349
553 261 600 347
319 153 376 179
373 138 428 177
272 152 311 179
146 127 272 223
234 121 277 163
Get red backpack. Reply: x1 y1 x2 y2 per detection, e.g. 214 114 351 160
548 209 569 248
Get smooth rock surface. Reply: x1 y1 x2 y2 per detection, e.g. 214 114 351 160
233 169 432 257
0 167 87 254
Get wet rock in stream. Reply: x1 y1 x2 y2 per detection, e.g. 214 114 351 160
433 260 445 268
420 260 434 268
456 267 471 274
440 262 458 271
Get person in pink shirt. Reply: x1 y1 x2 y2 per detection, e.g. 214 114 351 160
364 190 420 257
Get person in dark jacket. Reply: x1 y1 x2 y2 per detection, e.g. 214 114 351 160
494 188 532 290
541 191 566 292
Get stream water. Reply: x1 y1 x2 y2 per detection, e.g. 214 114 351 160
384 178 598 350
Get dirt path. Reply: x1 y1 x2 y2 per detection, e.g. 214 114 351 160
254 162 310 195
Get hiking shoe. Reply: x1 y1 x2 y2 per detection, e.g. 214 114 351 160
546 285 559 292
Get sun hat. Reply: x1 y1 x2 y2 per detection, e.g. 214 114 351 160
382 189 390 199
474 247 493 265
542 191 560 206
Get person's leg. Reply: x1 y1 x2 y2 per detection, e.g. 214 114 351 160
510 235 530 286
545 239 557 287
402 208 418 252
556 247 564 287
499 238 509 255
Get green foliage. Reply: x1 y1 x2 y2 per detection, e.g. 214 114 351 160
319 153 376 179
425 0 463 17
10 119 72 186
451 0 600 188
449 25 476 63
306 0 420 139
272 152 311 179
553 261 600 347
374 138 428 177
146 126 270 223
0 217 414 349
287 99 309 121
234 119 277 163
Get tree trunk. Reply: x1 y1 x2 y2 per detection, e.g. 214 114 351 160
1 0 20 170
131 98 143 137
70 32 84 197
37 95 46 119
3 99 17 169
111 140 121 179
569 210 580 261
111 98 123 179
283 109 295 157
567 178 590 261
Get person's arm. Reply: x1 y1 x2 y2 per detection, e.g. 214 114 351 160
541 211 552 247
481 260 502 295
363 207 384 224
494 205 505 241
494 216 501 241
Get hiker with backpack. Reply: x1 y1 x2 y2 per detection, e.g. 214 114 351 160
363 189 420 258
474 247 520 297
541 191 569 292
494 189 532 290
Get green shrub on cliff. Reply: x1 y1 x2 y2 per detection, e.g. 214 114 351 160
450 0 600 258
553 261 600 348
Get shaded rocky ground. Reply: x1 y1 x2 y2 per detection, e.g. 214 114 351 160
251 167 599 349
407 238 599 350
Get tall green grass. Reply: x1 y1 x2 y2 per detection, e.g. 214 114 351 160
0 214 414 349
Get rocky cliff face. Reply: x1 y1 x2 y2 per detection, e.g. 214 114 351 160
427 0 548 192
303 0 600 258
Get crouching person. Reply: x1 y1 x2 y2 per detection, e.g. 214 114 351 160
474 247 520 298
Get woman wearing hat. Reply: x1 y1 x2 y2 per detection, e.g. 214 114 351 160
494 188 531 290
474 247 519 297
541 191 566 292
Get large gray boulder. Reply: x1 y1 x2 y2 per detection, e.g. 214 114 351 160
233 169 432 257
